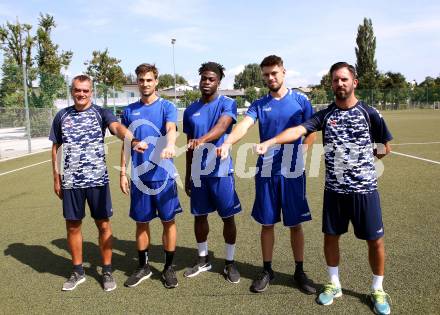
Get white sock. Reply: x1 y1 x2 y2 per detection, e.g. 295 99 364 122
225 243 236 261
197 241 208 257
328 266 341 288
371 274 384 291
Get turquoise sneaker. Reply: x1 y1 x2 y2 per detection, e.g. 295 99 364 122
317 283 342 305
370 289 391 315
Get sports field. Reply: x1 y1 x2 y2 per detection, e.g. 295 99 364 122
0 109 439 314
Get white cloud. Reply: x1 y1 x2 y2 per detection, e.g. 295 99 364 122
284 69 309 87
317 69 328 77
221 64 245 89
129 0 204 21
147 27 208 52
377 19 440 39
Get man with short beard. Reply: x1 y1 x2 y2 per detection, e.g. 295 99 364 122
254 62 393 315
219 55 316 294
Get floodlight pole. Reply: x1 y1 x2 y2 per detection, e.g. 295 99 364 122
18 16 31 153
171 38 177 104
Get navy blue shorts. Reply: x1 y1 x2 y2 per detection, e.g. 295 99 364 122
130 178 182 222
62 184 113 220
252 174 312 227
323 189 384 240
190 175 241 218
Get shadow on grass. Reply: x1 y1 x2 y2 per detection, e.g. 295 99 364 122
4 237 321 294
341 288 372 309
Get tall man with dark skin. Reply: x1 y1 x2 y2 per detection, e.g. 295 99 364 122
255 62 392 315
219 55 316 294
50 74 145 292
183 62 241 283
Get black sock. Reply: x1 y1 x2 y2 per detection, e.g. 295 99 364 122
164 250 175 269
199 255 209 263
295 261 304 275
73 264 84 275
102 264 112 274
263 261 273 273
225 259 234 266
138 248 148 267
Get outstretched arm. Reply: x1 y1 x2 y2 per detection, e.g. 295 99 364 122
108 121 147 153
218 116 255 159
188 115 233 149
254 125 308 155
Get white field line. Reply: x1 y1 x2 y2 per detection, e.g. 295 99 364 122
391 151 440 165
392 141 440 146
0 139 120 177
0 160 51 177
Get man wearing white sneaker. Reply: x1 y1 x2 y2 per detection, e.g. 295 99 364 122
254 62 393 314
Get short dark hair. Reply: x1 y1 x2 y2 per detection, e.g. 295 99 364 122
135 63 159 79
71 74 92 90
198 62 225 80
329 62 357 78
260 55 283 68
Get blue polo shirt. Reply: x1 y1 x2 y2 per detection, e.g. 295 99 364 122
183 95 237 177
246 89 314 177
121 97 178 182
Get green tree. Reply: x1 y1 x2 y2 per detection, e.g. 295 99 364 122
375 72 409 107
157 73 188 90
244 87 258 103
85 48 126 106
33 13 72 108
0 19 35 106
233 64 264 89
320 72 332 90
310 87 331 104
258 87 269 98
0 56 24 107
235 96 246 108
180 90 201 107
355 18 378 90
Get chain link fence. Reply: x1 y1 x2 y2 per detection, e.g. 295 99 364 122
310 87 440 110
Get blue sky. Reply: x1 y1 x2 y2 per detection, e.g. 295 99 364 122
1 0 439 88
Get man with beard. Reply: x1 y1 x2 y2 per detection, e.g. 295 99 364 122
254 62 392 315
120 63 182 289
218 55 316 294
183 62 242 284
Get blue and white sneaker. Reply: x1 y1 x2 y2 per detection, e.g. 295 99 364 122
370 289 391 315
317 283 342 305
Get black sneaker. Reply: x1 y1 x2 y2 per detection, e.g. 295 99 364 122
102 271 116 292
294 271 316 295
162 266 178 289
124 265 153 287
183 256 212 278
224 263 240 284
62 271 86 291
250 269 274 293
